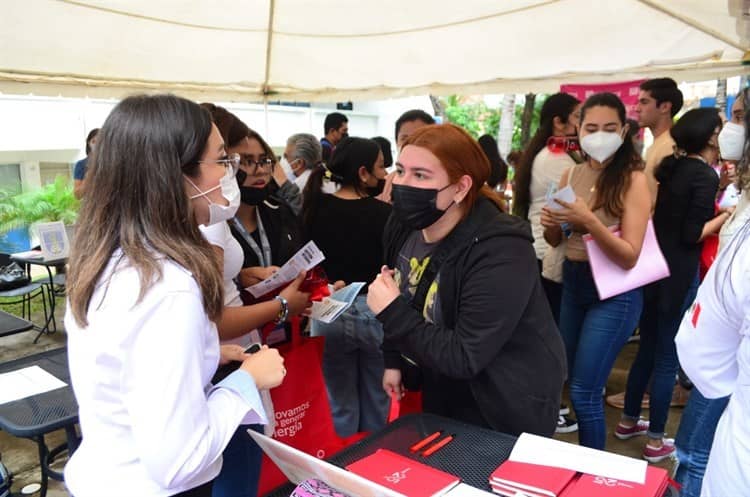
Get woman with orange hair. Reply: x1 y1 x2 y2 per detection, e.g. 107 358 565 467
367 124 566 436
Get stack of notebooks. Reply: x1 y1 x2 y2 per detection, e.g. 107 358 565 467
489 461 670 497
346 449 461 497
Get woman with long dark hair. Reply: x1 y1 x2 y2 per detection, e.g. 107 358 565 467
512 94 581 325
302 137 392 436
616 108 728 462
368 124 566 436
542 93 651 449
64 95 286 497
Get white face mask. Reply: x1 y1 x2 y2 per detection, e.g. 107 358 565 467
718 121 746 161
186 166 241 225
580 131 624 163
279 156 298 180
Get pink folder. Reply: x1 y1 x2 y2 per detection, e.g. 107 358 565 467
583 219 670 300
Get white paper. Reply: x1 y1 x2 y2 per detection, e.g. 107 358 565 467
310 282 366 323
544 185 576 211
445 483 496 497
0 365 67 405
718 183 739 209
246 241 325 298
36 221 70 259
509 433 647 484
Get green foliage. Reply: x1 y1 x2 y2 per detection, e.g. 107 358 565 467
442 95 501 139
441 94 548 151
0 176 79 233
512 94 547 150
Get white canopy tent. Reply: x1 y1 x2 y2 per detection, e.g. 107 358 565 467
1 0 749 102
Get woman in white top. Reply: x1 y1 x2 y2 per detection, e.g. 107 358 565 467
675 218 750 497
65 94 287 497
718 88 749 251
512 93 582 325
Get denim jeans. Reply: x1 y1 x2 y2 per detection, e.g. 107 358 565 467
559 260 643 449
314 295 389 437
673 389 730 497
622 274 699 438
212 424 263 497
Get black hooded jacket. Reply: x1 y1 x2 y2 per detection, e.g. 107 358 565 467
378 197 566 437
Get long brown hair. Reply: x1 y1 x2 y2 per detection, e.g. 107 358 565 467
580 93 644 218
513 93 581 219
67 94 224 327
403 123 504 212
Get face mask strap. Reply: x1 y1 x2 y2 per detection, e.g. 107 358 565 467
185 175 220 202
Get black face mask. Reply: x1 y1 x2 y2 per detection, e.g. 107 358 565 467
365 178 386 197
239 186 268 206
391 183 453 230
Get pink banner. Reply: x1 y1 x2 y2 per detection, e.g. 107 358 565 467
560 80 646 120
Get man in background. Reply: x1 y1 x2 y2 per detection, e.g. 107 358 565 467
320 112 348 162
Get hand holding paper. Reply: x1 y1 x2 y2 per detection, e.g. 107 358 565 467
246 241 325 298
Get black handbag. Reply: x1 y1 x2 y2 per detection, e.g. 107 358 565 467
0 263 30 291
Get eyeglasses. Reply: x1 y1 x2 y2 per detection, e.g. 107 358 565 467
239 155 275 174
199 153 240 176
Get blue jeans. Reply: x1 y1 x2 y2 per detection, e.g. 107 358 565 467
212 424 263 497
559 260 643 449
674 389 730 497
622 274 699 438
314 295 389 437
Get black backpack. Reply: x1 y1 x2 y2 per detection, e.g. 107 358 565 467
0 262 30 291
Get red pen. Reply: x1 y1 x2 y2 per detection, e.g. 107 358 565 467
421 434 454 457
409 431 443 453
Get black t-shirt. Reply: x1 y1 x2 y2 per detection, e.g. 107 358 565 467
308 195 391 286
393 231 486 427
394 231 441 323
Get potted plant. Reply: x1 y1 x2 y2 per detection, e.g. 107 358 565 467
0 176 80 253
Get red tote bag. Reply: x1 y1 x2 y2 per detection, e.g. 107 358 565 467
257 321 345 495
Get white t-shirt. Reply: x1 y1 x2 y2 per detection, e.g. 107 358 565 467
675 230 750 497
200 221 255 347
528 148 577 259
719 187 749 253
294 169 312 192
64 254 265 497
199 221 243 308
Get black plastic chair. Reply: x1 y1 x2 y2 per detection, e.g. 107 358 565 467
0 253 52 339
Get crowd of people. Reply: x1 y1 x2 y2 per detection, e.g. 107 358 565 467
62 77 749 497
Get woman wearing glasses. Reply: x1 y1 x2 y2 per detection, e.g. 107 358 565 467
64 94 288 497
201 105 304 286
196 105 310 497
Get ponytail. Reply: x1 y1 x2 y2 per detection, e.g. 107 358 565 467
301 163 343 237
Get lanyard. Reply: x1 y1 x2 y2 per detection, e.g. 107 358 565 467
231 211 272 267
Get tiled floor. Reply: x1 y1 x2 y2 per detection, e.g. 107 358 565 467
1 301 682 496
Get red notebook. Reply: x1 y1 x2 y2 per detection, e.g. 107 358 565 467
345 449 460 497
563 466 669 497
491 480 555 497
490 461 577 497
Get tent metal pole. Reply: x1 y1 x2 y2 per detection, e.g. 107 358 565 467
262 0 277 102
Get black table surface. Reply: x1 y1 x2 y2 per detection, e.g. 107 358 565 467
0 347 78 437
264 413 518 497
10 254 68 267
0 309 33 337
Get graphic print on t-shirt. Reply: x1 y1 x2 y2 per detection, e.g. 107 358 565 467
394 232 440 323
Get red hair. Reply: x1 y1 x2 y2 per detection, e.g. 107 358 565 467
403 123 504 212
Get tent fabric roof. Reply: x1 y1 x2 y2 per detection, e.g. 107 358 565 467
1 0 749 101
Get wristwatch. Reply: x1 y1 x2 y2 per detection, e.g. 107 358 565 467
274 295 289 324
